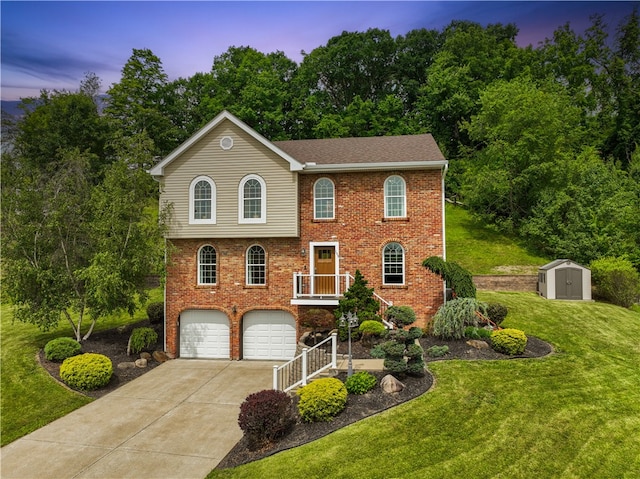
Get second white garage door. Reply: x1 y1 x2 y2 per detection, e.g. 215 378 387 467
243 310 297 360
180 310 230 359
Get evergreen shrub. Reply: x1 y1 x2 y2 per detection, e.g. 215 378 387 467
491 328 527 355
486 303 508 325
297 378 347 422
238 389 295 449
44 337 82 362
591 257 640 308
345 371 377 394
426 345 449 358
60 353 113 390
146 302 164 324
128 327 158 354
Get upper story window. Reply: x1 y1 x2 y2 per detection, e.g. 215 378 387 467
384 175 406 218
189 176 216 224
314 178 335 220
246 245 266 285
198 245 217 285
239 174 266 224
383 242 405 285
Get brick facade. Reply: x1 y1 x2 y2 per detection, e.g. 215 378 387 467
165 169 445 359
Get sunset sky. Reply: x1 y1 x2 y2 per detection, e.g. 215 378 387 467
1 1 637 101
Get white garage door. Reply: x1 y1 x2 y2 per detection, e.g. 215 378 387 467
180 310 230 359
243 311 297 360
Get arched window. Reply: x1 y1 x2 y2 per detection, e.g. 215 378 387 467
239 174 266 223
384 175 406 218
198 245 217 285
189 176 216 224
246 245 266 285
383 242 405 285
314 178 335 219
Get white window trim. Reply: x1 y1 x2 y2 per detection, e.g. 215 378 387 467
238 174 267 224
245 244 267 286
197 244 217 285
384 175 407 218
382 242 405 285
313 178 335 220
189 176 216 224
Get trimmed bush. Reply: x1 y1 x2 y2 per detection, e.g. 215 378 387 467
405 343 424 359
238 389 295 449
359 320 386 337
345 371 377 395
491 328 528 355
486 303 508 325
406 358 426 376
383 357 408 375
370 344 386 359
384 306 416 328
127 327 158 355
432 298 486 339
44 337 81 362
380 341 406 357
60 353 113 390
591 257 640 308
146 302 164 324
426 345 449 358
297 377 347 423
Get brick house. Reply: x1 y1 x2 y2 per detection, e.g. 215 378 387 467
149 110 448 360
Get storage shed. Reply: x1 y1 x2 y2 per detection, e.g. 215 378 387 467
538 259 591 301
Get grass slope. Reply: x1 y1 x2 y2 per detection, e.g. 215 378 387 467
445 204 549 274
0 289 162 446
209 293 640 479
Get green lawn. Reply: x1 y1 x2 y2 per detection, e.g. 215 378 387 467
0 289 162 446
208 292 640 479
446 204 549 274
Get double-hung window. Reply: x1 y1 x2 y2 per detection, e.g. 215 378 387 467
189 176 216 224
246 245 266 285
239 174 266 223
384 175 406 218
198 245 217 285
314 178 335 220
383 242 405 285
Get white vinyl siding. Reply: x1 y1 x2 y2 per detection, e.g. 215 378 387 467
160 122 298 238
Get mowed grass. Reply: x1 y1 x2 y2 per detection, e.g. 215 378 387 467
446 204 549 274
0 289 162 446
209 292 640 479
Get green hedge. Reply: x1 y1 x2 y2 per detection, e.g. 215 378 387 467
491 328 527 355
44 337 81 362
297 377 347 422
60 353 113 390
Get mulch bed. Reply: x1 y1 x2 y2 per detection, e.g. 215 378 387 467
38 324 553 468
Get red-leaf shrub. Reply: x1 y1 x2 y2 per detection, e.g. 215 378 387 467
238 389 295 449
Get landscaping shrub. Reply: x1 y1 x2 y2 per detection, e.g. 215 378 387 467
464 326 492 339
358 320 386 347
127 327 158 355
146 301 164 324
432 298 486 339
370 344 386 359
405 343 424 359
60 353 113 390
301 308 336 344
345 371 377 395
491 328 528 355
44 337 81 362
423 256 476 298
297 377 347 423
426 345 449 358
590 257 640 308
384 306 416 328
486 303 508 325
406 357 426 376
238 389 295 449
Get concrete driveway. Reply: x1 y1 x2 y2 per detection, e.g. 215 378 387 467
1 360 276 479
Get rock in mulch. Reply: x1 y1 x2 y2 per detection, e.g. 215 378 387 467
117 362 136 369
140 352 152 360
135 358 148 368
466 339 490 349
152 350 169 363
381 374 405 393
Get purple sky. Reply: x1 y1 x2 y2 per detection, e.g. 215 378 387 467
1 1 637 101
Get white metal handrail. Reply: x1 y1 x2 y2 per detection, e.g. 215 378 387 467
273 333 337 392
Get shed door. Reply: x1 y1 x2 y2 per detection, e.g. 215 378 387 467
555 268 583 300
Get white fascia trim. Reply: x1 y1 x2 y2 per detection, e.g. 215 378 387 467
301 160 448 173
148 110 304 177
291 299 340 306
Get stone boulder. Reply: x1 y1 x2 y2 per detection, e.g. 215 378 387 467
381 374 405 393
117 362 136 370
466 340 490 350
152 350 169 363
135 358 148 368
140 352 152 360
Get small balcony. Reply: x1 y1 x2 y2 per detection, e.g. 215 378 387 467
291 272 392 317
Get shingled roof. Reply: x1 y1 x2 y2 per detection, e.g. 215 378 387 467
273 134 445 169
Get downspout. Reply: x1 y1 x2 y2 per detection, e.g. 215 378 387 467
151 173 168 354
441 163 449 301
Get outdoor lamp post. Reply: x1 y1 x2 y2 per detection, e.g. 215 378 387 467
339 311 359 377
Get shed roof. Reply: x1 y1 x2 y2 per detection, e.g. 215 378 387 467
539 259 589 271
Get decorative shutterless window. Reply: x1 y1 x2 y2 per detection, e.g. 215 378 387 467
314 178 335 219
383 242 405 285
246 245 266 285
189 176 216 224
384 175 406 218
198 245 217 285
239 174 266 223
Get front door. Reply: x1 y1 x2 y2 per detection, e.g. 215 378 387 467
314 246 336 295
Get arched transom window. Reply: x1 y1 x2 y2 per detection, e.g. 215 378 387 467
189 176 216 224
239 175 266 223
384 175 406 218
198 245 217 285
383 242 405 285
314 178 335 219
246 245 266 285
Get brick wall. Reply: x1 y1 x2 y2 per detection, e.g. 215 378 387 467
165 169 445 359
473 275 538 292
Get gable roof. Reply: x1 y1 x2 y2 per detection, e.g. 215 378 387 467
539 259 589 271
148 110 447 177
148 110 304 177
273 134 446 172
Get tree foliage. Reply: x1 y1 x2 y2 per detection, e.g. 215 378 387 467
422 257 476 298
